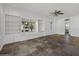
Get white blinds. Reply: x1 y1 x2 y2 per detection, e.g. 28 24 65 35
5 14 44 34
38 20 45 32
5 15 21 34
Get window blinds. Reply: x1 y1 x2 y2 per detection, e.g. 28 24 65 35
5 15 21 34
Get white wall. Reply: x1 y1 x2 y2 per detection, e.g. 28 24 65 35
56 15 79 37
70 15 79 37
0 4 5 50
55 18 65 35
0 4 53 48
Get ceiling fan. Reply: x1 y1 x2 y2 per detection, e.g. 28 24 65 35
49 10 64 33
49 10 64 16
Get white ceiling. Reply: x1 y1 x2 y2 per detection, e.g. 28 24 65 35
3 3 79 18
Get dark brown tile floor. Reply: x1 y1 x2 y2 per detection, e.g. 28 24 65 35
0 34 79 56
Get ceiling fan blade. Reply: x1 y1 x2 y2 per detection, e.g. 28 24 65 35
57 11 61 13
59 13 64 14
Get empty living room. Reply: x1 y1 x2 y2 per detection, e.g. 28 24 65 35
0 2 79 56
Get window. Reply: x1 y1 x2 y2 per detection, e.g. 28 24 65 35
5 14 38 34
21 18 36 32
5 14 20 34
